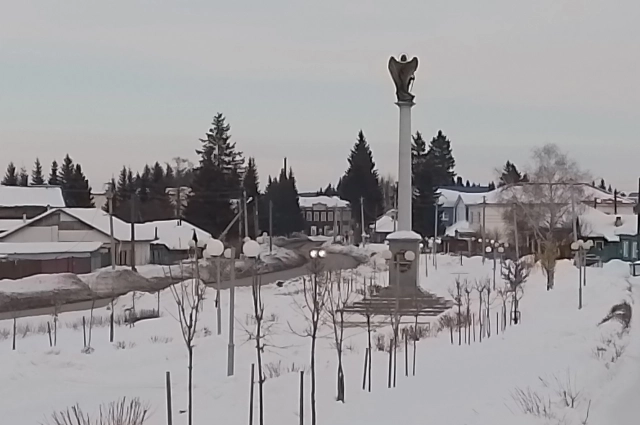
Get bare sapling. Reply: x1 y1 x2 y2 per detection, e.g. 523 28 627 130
501 256 531 325
249 259 266 425
449 279 464 346
325 271 355 402
82 299 96 354
474 280 487 342
463 283 472 345
168 259 206 425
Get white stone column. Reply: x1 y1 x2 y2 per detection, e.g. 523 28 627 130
397 100 414 231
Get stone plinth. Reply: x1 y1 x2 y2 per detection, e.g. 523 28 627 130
387 230 421 289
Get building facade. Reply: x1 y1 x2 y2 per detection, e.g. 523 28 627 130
298 196 351 237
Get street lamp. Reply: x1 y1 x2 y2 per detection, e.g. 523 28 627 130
485 241 507 289
429 237 442 268
571 239 593 310
204 238 225 336
224 246 236 376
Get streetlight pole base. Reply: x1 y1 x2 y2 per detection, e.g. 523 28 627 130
227 343 235 376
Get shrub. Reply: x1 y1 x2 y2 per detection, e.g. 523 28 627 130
149 336 173 344
46 397 150 425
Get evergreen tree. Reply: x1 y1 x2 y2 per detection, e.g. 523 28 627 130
456 176 464 187
59 154 75 205
48 160 60 186
499 161 527 186
164 163 175 188
18 166 29 186
243 157 260 237
2 162 18 186
70 164 94 207
337 130 383 237
185 113 244 236
412 131 439 237
488 181 496 190
262 164 304 236
427 130 456 186
607 184 612 193
32 158 44 185
598 179 607 191
137 166 152 203
465 180 470 187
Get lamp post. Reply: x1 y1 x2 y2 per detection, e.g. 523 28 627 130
485 241 507 289
204 238 225 335
571 239 593 310
429 237 442 269
224 246 237 376
419 242 427 277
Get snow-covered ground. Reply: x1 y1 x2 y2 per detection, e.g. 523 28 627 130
0 252 638 424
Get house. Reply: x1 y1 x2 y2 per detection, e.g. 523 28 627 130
437 186 492 228
0 242 103 279
299 196 351 237
0 185 65 219
136 219 212 265
370 209 397 243
579 207 638 262
0 208 155 267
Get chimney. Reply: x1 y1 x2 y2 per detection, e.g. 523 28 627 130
22 213 26 223
615 216 623 227
154 227 158 239
614 190 618 214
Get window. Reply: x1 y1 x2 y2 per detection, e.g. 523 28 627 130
328 211 334 222
469 212 473 224
623 240 629 258
320 212 326 222
595 240 604 250
633 241 638 259
441 211 449 221
313 212 320 221
306 211 312 221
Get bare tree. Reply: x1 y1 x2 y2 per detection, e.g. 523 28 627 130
463 282 472 344
168 261 206 425
474 279 488 341
249 259 266 425
449 278 464 345
501 144 590 288
501 257 531 325
289 258 329 425
325 271 356 402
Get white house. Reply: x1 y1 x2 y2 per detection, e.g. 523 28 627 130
136 219 212 264
0 208 155 266
0 185 65 219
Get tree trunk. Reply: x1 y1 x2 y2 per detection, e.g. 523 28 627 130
366 314 372 392
256 327 265 425
311 332 317 425
188 345 193 425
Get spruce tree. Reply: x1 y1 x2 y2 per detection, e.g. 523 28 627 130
32 158 45 185
165 163 175 188
337 130 383 233
60 154 75 205
243 157 260 237
598 179 607 191
185 113 244 236
488 181 496 190
2 162 18 186
18 166 29 186
456 176 464 187
499 161 526 186
71 164 94 207
263 165 303 236
465 180 470 187
412 132 439 237
427 130 456 186
48 160 60 186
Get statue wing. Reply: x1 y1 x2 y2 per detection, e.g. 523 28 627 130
388 56 400 79
407 57 419 75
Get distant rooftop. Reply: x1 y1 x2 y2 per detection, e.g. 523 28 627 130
0 185 65 208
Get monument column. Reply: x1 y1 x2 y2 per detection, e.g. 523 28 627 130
387 54 421 290
397 100 414 231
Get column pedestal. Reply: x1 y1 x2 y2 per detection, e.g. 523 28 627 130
387 230 421 290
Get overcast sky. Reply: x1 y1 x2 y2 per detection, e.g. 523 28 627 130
2 1 639 193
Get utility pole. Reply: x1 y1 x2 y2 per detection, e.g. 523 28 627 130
254 194 260 239
360 196 365 246
434 203 439 267
130 193 137 272
107 183 116 269
243 189 249 240
513 204 520 259
636 178 640 262
269 199 273 254
571 190 581 309
393 182 398 232
482 196 486 264
332 204 338 243
175 187 181 220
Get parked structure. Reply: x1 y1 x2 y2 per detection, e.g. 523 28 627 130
299 196 351 237
137 219 211 265
0 242 103 279
579 206 638 262
0 208 154 267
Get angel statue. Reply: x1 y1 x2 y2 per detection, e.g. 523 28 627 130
388 54 419 103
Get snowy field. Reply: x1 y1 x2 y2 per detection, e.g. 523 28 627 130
0 251 638 425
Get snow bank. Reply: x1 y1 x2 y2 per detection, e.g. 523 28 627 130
0 273 94 313
79 269 163 298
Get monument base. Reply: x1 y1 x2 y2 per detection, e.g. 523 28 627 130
386 230 421 289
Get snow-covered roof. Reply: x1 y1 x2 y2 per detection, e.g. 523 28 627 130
0 208 155 242
0 219 25 232
298 196 349 208
478 184 636 206
445 220 474 237
63 208 155 242
0 242 102 256
372 210 397 233
438 188 492 208
387 230 421 240
0 185 65 208
579 207 637 242
137 220 212 251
